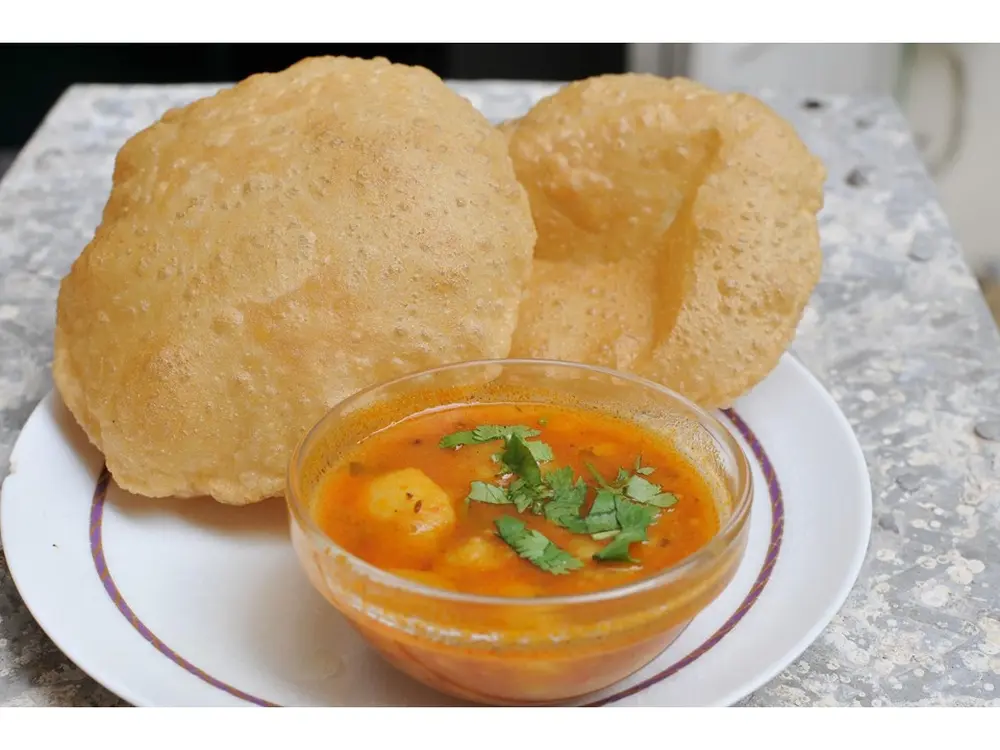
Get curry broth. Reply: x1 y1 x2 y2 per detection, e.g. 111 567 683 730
315 403 720 597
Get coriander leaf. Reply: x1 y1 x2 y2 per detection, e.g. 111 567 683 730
632 455 654 476
624 475 678 508
467 481 511 505
593 529 645 562
590 488 619 516
525 440 554 464
593 497 657 563
585 462 612 489
513 496 533 513
551 513 588 534
613 467 631 486
439 430 478 449
496 440 553 469
590 529 621 540
538 417 548 426
495 516 583 575
624 475 662 502
508 478 535 513
439 424 540 449
469 425 509 443
650 492 678 508
543 468 588 533
545 466 576 492
584 488 621 534
501 434 542 487
475 424 540 443
496 516 547 555
615 496 658 532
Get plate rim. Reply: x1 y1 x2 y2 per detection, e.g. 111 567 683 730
711 354 873 706
1 354 872 707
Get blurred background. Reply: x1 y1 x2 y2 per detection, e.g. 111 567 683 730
1 43 997 322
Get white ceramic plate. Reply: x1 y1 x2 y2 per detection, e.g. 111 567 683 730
1 354 871 707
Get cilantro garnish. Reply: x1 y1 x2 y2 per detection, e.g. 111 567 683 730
590 529 621 541
501 434 542 486
441 424 553 466
508 477 541 513
490 440 552 467
588 461 677 508
444 422 681 575
501 434 551 514
466 481 511 505
592 528 646 562
494 516 583 575
586 461 612 488
584 488 620 535
624 474 678 508
593 497 657 563
633 455 655 475
581 461 675 558
524 441 554 464
543 467 588 533
439 424 540 448
469 433 553 514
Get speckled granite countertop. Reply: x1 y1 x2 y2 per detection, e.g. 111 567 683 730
2 82 999 707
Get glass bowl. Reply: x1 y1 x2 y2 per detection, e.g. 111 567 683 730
285 359 753 705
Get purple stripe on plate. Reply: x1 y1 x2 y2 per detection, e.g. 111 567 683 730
89 472 278 707
585 407 784 706
90 408 782 707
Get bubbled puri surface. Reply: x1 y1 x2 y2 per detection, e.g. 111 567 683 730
506 74 826 407
53 56 537 505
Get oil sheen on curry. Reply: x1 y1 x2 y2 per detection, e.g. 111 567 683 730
315 403 720 597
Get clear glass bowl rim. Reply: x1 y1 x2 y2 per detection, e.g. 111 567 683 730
285 358 754 608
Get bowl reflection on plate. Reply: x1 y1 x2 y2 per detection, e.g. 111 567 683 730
285 359 753 706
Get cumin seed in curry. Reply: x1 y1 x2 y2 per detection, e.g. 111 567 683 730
315 403 720 597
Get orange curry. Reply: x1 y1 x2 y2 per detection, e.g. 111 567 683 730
315 402 719 597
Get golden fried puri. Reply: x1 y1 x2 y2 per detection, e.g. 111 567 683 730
506 75 826 408
53 56 536 505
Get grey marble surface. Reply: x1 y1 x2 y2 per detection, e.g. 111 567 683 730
2 82 999 708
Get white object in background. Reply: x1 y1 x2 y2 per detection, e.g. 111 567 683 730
904 44 1000 276
685 43 903 95
627 43 902 96
1 355 871 707
627 44 689 77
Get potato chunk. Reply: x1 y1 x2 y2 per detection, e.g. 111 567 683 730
442 535 516 572
365 468 457 547
565 537 603 560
